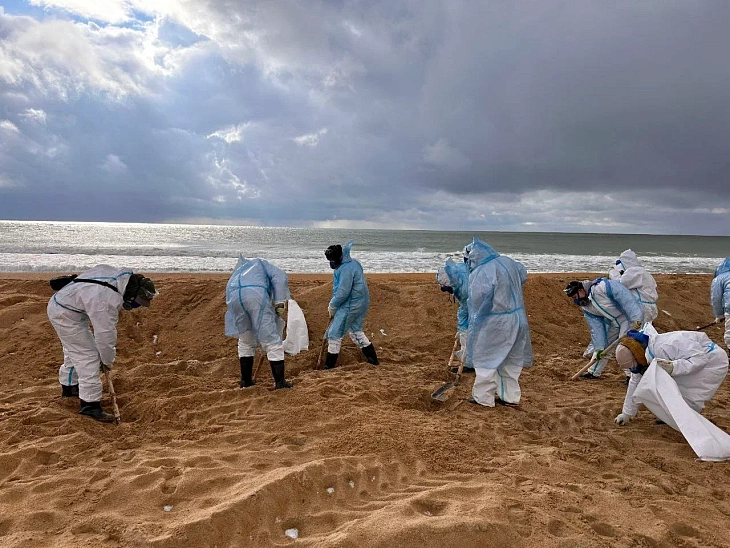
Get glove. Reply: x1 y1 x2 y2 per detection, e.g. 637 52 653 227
614 413 633 426
100 362 112 373
328 306 336 318
631 320 643 331
591 349 604 362
655 359 674 375
717 317 726 324
274 302 286 319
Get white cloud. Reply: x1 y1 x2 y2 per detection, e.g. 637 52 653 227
20 108 47 123
0 120 20 133
293 128 328 147
207 122 250 144
100 154 128 174
29 0 133 25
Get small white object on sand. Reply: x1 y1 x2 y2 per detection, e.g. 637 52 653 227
163 505 173 512
380 329 387 336
326 487 335 494
285 528 299 539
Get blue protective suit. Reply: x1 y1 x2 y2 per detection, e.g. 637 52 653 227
224 257 290 346
710 258 730 317
443 258 469 331
325 241 370 340
581 278 643 350
465 237 533 370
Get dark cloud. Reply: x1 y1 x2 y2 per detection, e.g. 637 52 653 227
0 1 729 234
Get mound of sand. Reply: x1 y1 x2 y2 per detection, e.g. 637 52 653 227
1 273 729 547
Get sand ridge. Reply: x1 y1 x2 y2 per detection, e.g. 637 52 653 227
1 273 730 547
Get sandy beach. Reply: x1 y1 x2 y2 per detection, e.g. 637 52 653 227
1 272 730 547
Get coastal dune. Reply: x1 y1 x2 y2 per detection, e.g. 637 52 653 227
1 273 729 547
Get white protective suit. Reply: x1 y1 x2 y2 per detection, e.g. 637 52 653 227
465 237 533 407
608 250 658 323
579 278 643 377
225 257 291 362
710 258 730 348
618 327 730 460
47 265 134 402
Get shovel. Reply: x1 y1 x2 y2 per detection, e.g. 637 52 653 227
696 319 720 331
104 370 121 425
252 352 266 381
431 335 462 402
570 337 621 380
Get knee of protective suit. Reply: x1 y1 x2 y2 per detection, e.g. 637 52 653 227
328 338 342 354
237 338 256 358
264 343 285 362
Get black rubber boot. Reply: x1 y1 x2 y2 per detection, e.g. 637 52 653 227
239 356 255 388
324 352 339 370
61 384 79 398
361 343 379 365
79 400 115 423
270 360 293 389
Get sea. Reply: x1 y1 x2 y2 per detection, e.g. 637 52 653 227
0 220 727 274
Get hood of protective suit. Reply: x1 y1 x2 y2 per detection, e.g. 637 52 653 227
340 240 354 265
715 258 730 278
617 249 640 270
466 237 499 272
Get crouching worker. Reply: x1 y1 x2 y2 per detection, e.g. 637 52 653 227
323 241 379 369
47 265 157 422
614 329 729 426
225 257 293 390
564 278 643 380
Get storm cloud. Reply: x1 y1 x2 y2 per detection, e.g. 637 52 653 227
1 0 729 234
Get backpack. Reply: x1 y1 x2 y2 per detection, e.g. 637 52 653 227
49 274 78 291
49 274 119 293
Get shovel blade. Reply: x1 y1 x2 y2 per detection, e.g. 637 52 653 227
430 381 457 402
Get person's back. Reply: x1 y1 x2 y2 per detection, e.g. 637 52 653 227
465 237 532 407
649 329 728 410
224 257 292 389
47 264 157 421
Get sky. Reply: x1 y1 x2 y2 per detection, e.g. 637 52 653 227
1 0 729 235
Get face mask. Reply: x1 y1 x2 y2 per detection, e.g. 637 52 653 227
329 261 338 269
573 297 590 306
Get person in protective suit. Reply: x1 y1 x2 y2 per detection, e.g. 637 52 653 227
607 249 658 324
323 241 379 369
564 278 643 380
613 329 728 425
710 258 730 349
47 264 157 422
436 256 474 374
225 257 292 390
464 237 533 407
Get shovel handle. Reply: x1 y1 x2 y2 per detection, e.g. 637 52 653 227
253 352 265 380
104 371 121 425
570 337 621 381
316 334 328 370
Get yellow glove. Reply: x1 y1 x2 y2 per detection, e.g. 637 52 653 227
274 302 286 319
631 320 643 331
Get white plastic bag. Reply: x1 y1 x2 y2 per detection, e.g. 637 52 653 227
633 362 730 461
283 299 309 355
